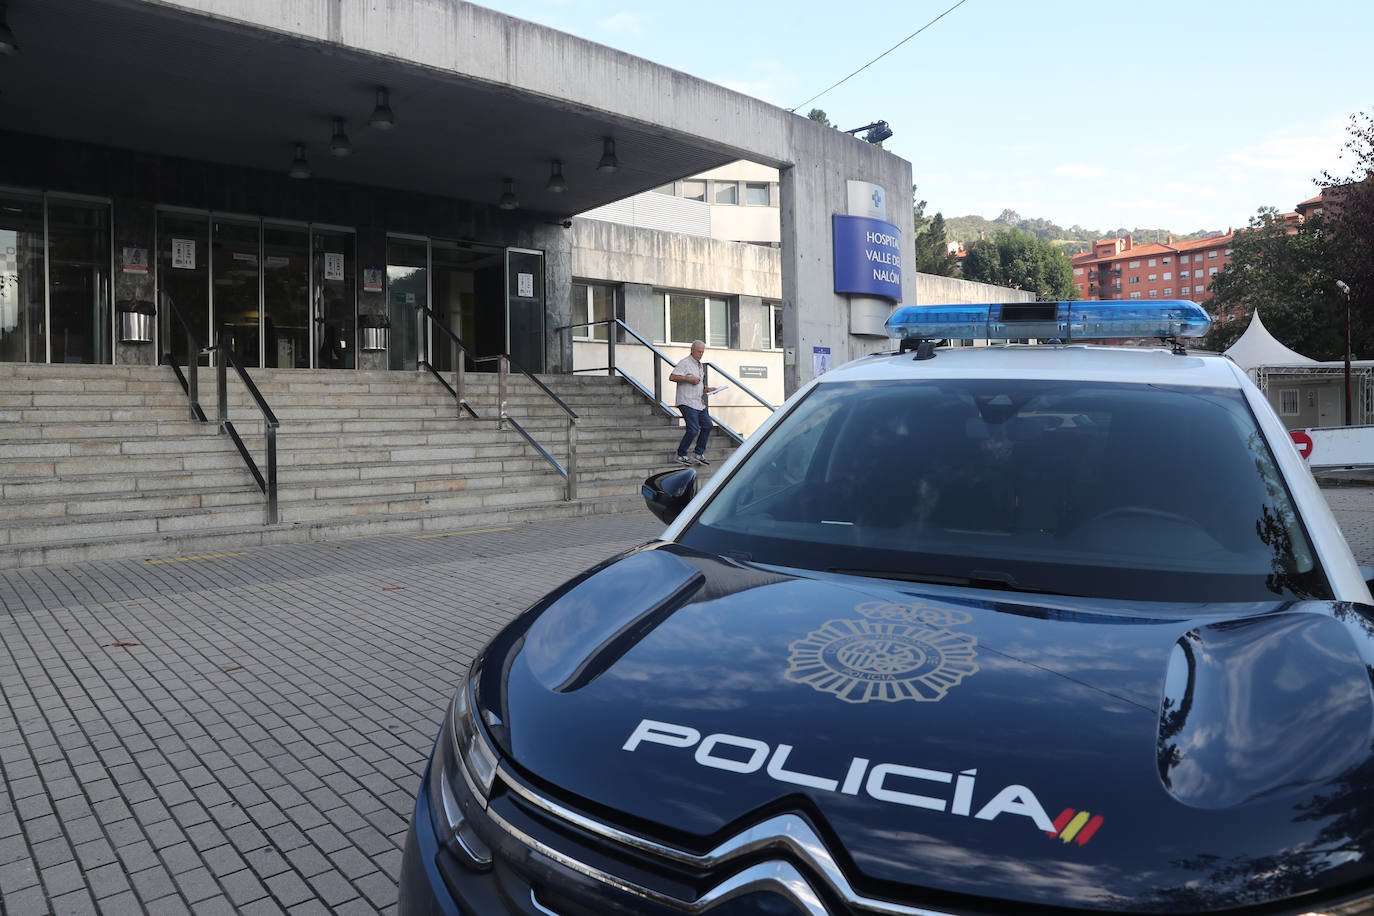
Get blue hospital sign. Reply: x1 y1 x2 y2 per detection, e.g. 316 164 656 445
832 215 902 300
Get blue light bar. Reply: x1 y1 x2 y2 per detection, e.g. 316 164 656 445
885 300 1212 342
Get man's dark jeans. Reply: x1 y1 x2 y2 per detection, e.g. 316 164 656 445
677 405 713 458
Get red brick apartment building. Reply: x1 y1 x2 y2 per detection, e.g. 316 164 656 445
1070 234 1233 305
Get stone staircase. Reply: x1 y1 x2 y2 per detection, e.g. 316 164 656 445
0 363 737 569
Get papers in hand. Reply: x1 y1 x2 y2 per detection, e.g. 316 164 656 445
705 385 729 396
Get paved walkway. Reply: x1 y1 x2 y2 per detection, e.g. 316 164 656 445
2 497 1371 915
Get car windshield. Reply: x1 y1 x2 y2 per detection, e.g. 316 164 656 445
683 378 1330 603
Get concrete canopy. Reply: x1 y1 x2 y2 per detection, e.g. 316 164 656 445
4 0 772 217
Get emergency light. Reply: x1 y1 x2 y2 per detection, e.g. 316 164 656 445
885 300 1212 342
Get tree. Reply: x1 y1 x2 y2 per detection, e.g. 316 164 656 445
1204 207 1342 356
959 228 1077 299
910 186 958 276
1320 108 1374 362
806 109 833 127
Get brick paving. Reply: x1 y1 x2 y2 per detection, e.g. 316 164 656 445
1 498 1371 915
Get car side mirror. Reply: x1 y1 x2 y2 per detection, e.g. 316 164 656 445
642 468 696 524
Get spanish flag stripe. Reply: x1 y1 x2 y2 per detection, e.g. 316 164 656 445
1074 815 1104 846
1047 808 1075 837
1060 810 1092 843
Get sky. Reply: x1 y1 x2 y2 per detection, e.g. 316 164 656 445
470 0 1372 235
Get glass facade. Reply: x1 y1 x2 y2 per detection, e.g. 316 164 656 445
0 193 47 363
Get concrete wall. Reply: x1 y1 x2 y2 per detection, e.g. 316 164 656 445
914 274 1038 306
571 220 780 300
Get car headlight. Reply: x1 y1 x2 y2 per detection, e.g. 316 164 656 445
426 661 496 869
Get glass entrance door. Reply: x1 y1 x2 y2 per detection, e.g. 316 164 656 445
506 248 545 373
387 238 426 371
312 228 355 369
263 224 309 368
213 217 261 367
157 211 211 365
0 193 46 363
47 198 112 364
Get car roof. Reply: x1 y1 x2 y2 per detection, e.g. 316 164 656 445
826 345 1247 388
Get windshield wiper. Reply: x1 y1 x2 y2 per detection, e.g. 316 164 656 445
829 567 1079 597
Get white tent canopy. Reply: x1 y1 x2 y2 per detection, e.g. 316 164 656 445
1224 310 1318 370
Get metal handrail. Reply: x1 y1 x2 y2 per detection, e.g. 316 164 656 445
157 296 278 524
216 341 280 525
557 317 778 445
416 302 579 500
158 296 208 423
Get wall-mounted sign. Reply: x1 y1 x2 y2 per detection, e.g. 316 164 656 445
813 346 831 377
324 252 345 282
172 238 195 270
517 272 534 298
832 215 901 300
738 365 768 379
846 179 888 220
362 267 383 293
121 245 148 274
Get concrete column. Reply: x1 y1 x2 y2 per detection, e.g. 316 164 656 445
356 228 388 371
113 198 157 366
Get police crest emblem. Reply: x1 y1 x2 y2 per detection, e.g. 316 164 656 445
786 601 980 703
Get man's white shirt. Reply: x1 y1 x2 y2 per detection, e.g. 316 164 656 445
673 355 705 410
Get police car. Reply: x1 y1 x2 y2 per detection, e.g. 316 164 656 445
399 301 1374 916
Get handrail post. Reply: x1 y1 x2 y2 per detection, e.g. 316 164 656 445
216 345 227 431
265 425 278 525
653 353 663 405
456 339 467 420
186 327 199 420
606 322 615 377
566 417 578 501
498 355 508 430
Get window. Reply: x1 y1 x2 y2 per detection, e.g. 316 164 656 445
760 301 783 350
1224 248 1233 256
1148 258 1157 267
1280 389 1300 416
1074 268 1084 276
1208 250 1218 259
1181 270 1191 279
713 182 738 205
1194 285 1205 294
1129 276 1141 285
1163 272 1172 280
682 180 706 202
572 282 615 340
1209 267 1218 276
1128 260 1141 268
745 183 771 206
654 290 731 347
1148 274 1157 282
1162 257 1172 264
1164 287 1172 295
651 183 675 195
1130 291 1142 299
1148 290 1158 298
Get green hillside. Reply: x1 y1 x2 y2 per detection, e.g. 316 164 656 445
943 211 1223 256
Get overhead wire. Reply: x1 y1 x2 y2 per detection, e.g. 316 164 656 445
788 0 971 114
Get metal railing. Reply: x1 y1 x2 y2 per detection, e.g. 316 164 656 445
159 297 280 524
415 302 580 500
556 318 777 445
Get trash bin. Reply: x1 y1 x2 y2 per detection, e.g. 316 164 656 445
359 313 390 352
117 300 156 343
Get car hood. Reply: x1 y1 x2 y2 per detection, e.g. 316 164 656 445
483 544 1374 911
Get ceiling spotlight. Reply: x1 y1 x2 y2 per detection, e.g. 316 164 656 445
288 144 311 180
0 4 17 56
596 137 618 174
329 118 352 157
369 87 395 130
499 178 519 210
546 160 567 194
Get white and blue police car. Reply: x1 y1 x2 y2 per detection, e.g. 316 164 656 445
400 301 1374 916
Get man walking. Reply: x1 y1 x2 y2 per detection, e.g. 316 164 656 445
669 339 712 466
